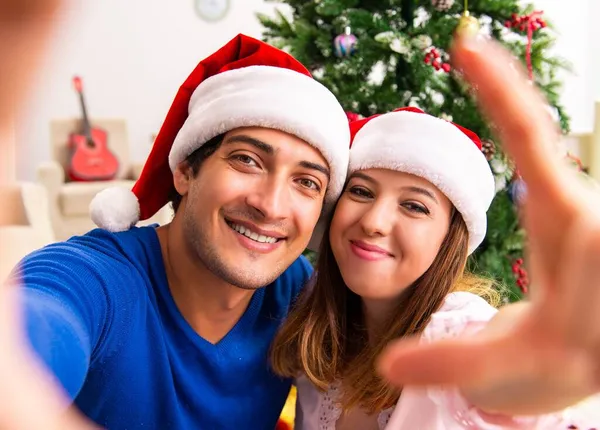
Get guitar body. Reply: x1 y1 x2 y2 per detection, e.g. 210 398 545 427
67 76 120 182
68 127 119 181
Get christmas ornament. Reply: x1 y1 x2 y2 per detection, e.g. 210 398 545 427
334 27 358 58
505 11 547 80
508 177 527 205
512 257 529 294
455 1 480 38
481 140 496 160
432 0 454 11
424 47 451 72
455 12 480 38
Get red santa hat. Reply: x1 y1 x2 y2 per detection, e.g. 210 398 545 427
90 34 350 233
348 107 495 255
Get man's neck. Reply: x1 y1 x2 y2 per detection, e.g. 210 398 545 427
156 223 255 345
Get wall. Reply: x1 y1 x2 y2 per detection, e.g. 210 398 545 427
532 0 597 133
15 0 598 180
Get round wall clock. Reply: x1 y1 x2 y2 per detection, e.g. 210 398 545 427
194 0 230 22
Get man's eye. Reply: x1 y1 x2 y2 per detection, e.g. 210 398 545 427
298 178 320 191
231 154 258 166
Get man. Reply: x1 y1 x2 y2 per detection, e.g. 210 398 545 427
8 33 350 429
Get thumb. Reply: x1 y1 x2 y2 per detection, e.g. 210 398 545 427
376 336 512 389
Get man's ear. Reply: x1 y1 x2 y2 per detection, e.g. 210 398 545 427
173 162 192 197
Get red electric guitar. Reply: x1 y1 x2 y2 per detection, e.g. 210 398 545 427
67 76 119 182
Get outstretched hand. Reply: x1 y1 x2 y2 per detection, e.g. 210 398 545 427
0 1 97 428
377 32 600 416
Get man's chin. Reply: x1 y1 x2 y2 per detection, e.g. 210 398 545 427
216 256 289 290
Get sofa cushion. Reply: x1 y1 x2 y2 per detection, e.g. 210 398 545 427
59 180 135 217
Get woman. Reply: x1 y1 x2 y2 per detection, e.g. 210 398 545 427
271 106 595 429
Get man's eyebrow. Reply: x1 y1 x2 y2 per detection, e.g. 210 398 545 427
299 160 330 179
223 134 274 154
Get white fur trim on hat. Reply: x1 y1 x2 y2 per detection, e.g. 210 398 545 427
349 111 495 254
90 187 140 232
169 65 350 205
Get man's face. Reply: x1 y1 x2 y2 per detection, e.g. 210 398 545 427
174 127 329 289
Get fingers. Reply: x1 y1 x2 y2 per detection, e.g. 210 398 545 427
554 215 600 347
450 35 566 204
0 0 64 122
376 336 511 389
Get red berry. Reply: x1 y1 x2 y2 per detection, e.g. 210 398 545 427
516 278 524 287
442 63 451 72
516 258 524 265
424 57 431 64
518 268 527 277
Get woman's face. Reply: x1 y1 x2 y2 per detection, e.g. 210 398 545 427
329 168 453 302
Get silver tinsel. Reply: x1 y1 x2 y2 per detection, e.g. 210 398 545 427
431 0 454 11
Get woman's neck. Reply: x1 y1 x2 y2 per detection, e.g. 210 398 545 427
361 298 396 345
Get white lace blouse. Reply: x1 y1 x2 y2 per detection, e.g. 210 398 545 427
293 292 597 430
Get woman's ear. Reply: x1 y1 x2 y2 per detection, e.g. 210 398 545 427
173 162 191 197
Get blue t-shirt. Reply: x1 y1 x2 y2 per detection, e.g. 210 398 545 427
13 226 312 429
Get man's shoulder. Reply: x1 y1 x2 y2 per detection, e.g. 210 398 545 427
16 226 160 286
26 227 158 259
263 254 314 312
274 254 314 288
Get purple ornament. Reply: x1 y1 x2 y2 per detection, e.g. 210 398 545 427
508 178 527 205
334 27 358 57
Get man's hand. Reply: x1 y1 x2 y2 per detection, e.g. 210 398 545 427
0 1 97 428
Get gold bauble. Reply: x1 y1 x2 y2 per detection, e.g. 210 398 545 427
455 12 480 38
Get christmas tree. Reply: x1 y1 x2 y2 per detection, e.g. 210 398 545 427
258 0 573 302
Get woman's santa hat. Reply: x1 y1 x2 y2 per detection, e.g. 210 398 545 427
90 34 350 234
348 107 495 255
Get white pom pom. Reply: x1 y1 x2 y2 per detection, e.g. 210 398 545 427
89 187 140 232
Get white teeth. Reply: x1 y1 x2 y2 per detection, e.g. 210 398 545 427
229 222 278 244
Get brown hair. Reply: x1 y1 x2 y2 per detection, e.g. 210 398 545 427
270 207 500 414
169 133 225 212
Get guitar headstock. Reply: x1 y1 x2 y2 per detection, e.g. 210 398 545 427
72 75 83 93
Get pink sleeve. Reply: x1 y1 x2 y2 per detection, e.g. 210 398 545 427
423 293 597 430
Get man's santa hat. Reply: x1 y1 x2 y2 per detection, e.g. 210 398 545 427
90 34 350 235
348 107 495 255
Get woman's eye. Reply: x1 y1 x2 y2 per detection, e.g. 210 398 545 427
402 202 429 215
348 186 373 199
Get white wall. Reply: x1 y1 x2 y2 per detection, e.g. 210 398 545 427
531 0 597 134
15 0 599 180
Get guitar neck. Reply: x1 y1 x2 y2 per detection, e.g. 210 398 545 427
78 91 92 139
